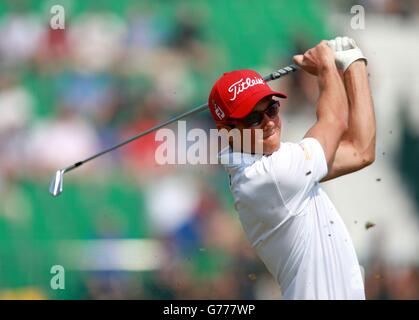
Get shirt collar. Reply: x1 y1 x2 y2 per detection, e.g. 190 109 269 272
218 146 263 172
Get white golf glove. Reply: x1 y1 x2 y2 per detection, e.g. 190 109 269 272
328 36 367 72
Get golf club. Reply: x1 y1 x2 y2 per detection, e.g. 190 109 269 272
49 63 299 197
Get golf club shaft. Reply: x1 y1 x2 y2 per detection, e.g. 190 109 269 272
63 103 209 174
63 63 299 173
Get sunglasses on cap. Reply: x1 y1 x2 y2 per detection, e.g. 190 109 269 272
227 100 280 128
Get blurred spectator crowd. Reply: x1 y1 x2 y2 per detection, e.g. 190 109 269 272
0 0 284 300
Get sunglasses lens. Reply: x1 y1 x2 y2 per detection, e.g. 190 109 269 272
266 102 279 118
240 102 279 127
244 113 263 127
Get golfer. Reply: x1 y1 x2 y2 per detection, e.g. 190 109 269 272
208 37 375 299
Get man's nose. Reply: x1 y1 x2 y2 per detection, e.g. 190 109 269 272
262 113 275 129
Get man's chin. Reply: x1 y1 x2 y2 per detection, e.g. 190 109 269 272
263 133 280 155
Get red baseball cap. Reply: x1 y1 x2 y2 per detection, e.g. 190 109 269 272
208 69 287 123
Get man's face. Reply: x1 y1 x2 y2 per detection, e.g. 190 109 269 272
218 96 282 155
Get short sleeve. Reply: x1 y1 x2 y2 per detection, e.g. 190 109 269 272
297 137 328 182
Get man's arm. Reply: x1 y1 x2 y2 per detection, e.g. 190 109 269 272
293 41 349 169
321 59 376 182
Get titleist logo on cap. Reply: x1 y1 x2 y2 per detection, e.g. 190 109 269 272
228 77 265 101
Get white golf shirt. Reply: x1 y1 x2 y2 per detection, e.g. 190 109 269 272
220 137 365 300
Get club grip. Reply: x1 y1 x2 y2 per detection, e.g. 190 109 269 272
263 64 299 82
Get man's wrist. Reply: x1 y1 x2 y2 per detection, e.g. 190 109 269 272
319 61 338 75
319 63 341 89
344 60 367 78
319 65 340 82
345 59 367 72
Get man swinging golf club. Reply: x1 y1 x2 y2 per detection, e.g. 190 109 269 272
209 36 375 300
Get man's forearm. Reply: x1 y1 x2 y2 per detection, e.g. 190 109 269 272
342 61 376 158
317 65 349 126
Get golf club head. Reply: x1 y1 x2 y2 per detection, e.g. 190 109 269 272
49 170 64 197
